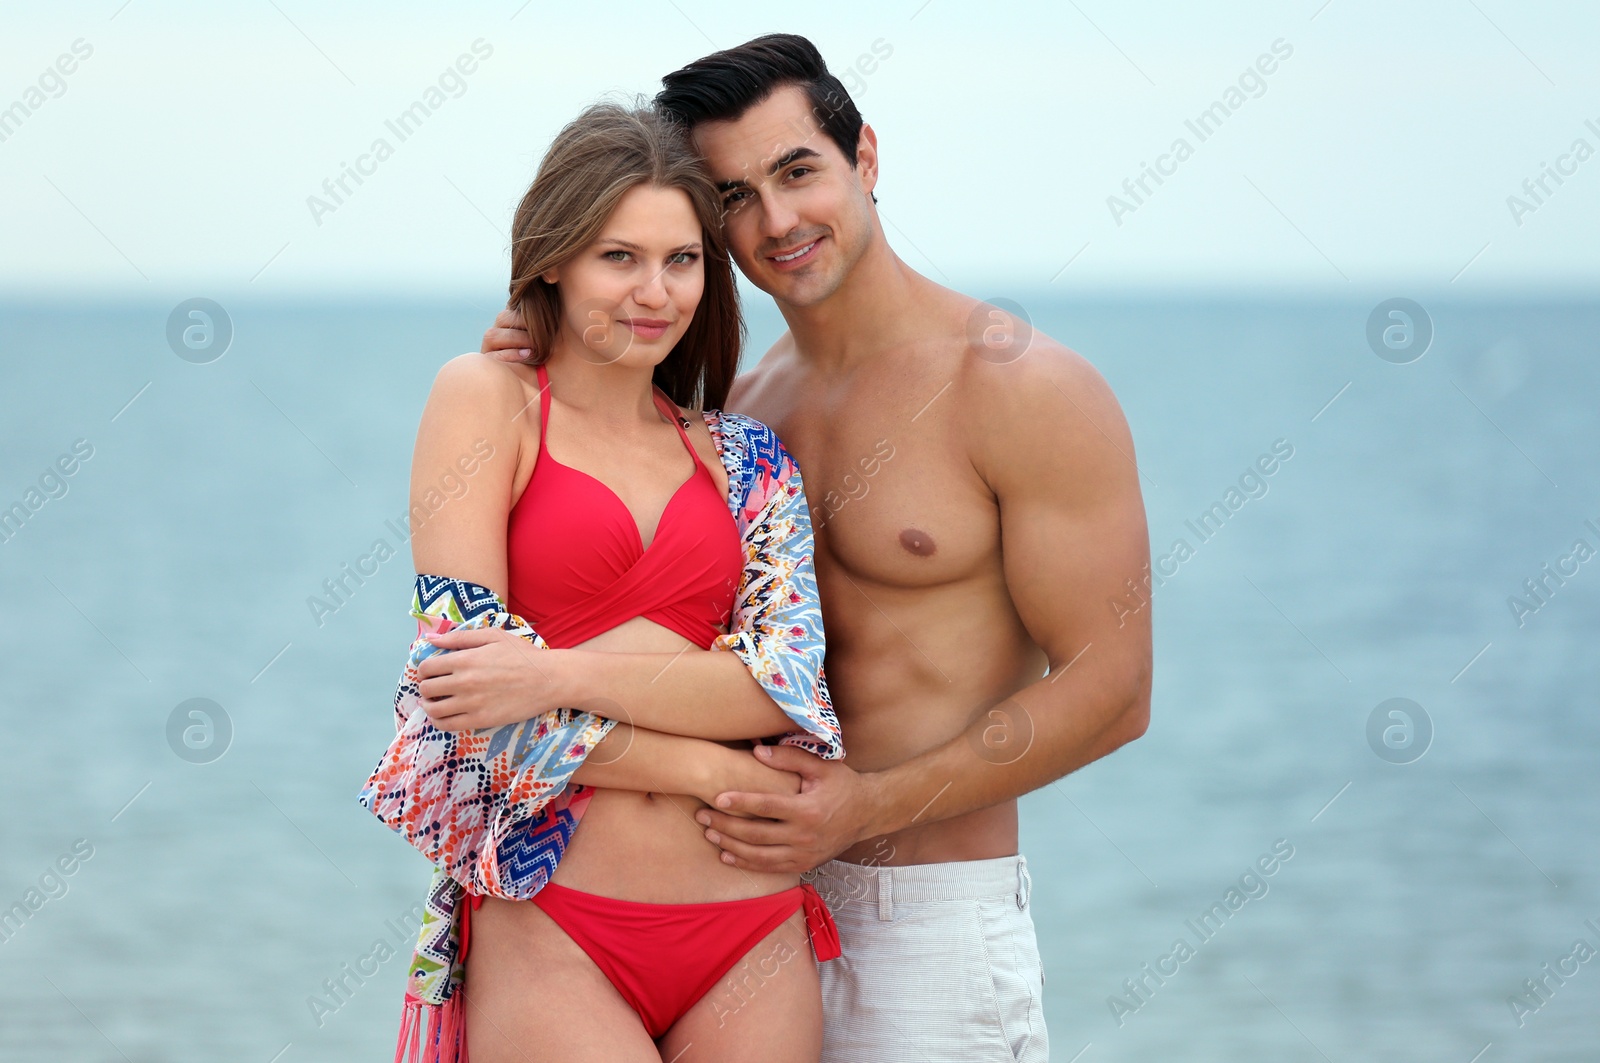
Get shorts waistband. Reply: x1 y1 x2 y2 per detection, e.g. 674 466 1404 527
802 853 1032 916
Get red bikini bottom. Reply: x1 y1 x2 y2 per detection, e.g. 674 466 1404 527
470 880 842 1039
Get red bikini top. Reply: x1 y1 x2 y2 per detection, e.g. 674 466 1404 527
506 362 742 650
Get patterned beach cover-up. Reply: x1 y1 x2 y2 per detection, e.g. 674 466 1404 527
355 410 841 1061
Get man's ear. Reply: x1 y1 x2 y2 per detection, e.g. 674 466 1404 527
856 124 880 199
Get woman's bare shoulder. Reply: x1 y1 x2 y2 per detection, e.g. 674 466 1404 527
429 351 533 408
415 353 534 478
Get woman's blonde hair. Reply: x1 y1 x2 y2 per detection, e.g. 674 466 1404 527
508 101 742 410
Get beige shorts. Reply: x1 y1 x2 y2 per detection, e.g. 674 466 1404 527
801 853 1048 1063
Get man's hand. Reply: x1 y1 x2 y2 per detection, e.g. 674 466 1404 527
693 745 880 873
694 743 804 821
481 307 533 361
416 627 568 731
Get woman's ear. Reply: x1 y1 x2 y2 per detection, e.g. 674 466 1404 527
540 267 559 285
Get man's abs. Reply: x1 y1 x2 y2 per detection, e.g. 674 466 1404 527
732 326 1052 868
813 402 1046 867
824 569 1047 867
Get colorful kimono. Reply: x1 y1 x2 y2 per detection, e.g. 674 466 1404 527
356 410 842 1061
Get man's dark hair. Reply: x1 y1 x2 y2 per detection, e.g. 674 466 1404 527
656 33 867 171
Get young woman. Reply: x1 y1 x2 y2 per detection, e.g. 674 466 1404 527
383 103 842 1063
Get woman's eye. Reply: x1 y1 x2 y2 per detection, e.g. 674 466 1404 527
603 250 629 262
668 252 699 265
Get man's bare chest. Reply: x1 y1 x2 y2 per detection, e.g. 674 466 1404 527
739 375 998 590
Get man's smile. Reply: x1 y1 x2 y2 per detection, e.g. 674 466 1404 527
767 237 824 269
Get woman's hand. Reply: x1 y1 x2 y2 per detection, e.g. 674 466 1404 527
416 627 572 731
695 742 802 818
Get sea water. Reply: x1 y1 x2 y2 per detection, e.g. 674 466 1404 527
1 293 1595 1061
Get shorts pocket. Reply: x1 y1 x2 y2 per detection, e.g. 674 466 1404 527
976 896 1048 1063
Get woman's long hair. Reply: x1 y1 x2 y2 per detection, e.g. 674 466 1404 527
508 101 742 410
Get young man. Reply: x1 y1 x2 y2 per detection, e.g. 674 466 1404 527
482 34 1152 1063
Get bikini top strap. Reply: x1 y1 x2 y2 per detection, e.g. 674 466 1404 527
538 366 700 470
534 362 552 447
652 387 704 468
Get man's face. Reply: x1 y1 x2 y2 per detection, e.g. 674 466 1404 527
692 85 877 309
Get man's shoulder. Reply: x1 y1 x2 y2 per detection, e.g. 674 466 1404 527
903 284 1092 393
943 297 1106 414
728 331 796 410
938 298 1132 486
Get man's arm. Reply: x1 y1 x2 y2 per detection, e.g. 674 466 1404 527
698 340 1152 871
481 306 532 360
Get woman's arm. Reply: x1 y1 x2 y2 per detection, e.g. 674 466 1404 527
406 352 522 593
532 649 793 741
458 414 840 753
405 362 787 740
360 412 837 898
571 722 800 806
399 360 799 786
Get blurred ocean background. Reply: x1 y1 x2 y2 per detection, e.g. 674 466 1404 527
4 0 1600 1060
2 293 1596 1062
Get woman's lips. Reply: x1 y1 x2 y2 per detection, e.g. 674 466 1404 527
621 319 670 340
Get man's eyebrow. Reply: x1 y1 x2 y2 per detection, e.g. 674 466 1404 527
766 146 822 176
715 146 824 193
774 147 825 176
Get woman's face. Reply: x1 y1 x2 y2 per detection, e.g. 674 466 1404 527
545 183 705 369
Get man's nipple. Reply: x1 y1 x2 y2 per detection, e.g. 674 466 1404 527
899 527 936 557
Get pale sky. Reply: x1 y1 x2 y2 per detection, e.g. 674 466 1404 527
2 0 1596 299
